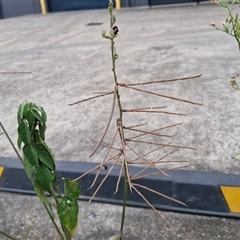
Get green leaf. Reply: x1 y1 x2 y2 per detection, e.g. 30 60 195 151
57 196 78 237
31 109 43 124
41 141 55 160
33 177 53 211
64 178 80 200
25 110 35 129
23 157 34 179
17 120 31 145
108 235 121 240
35 164 55 192
102 30 111 39
23 102 30 117
39 123 46 141
40 106 47 122
23 145 39 167
17 103 25 123
31 105 41 112
17 135 22 149
34 130 43 144
34 144 55 170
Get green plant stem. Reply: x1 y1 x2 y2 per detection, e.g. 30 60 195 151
119 164 129 240
226 5 240 50
50 188 60 207
51 190 72 240
111 39 122 116
43 203 66 240
0 230 16 240
110 36 129 240
0 121 67 240
0 121 23 164
49 189 71 240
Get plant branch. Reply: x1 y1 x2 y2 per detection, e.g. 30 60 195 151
88 128 119 189
124 127 172 140
87 137 121 151
130 148 178 179
132 183 187 207
89 153 121 202
131 185 172 227
121 85 202 105
69 91 114 106
124 122 182 140
126 142 170 177
0 231 16 240
0 80 20 89
122 108 186 116
114 160 124 194
129 144 169 163
118 73 202 87
132 164 191 180
0 72 32 74
89 87 116 157
0 121 23 164
126 139 196 150
43 203 65 240
71 154 117 182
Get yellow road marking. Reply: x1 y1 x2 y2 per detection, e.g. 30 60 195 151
220 186 240 213
0 166 4 178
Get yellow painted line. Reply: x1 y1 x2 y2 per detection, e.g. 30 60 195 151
39 0 47 14
0 166 4 178
220 186 240 213
115 0 121 9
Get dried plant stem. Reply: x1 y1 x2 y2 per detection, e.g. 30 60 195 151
124 123 183 141
129 144 168 163
126 142 169 177
118 73 202 87
69 90 113 106
122 109 186 116
127 139 196 150
131 148 177 179
130 163 190 181
124 127 172 140
114 160 124 194
0 80 20 89
131 185 172 227
89 153 121 202
71 153 118 182
126 106 167 110
89 87 116 157
164 164 192 173
123 122 147 129
87 137 121 151
0 231 16 240
132 183 187 206
0 132 4 137
121 85 202 105
88 129 119 189
0 72 32 74
132 164 191 181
